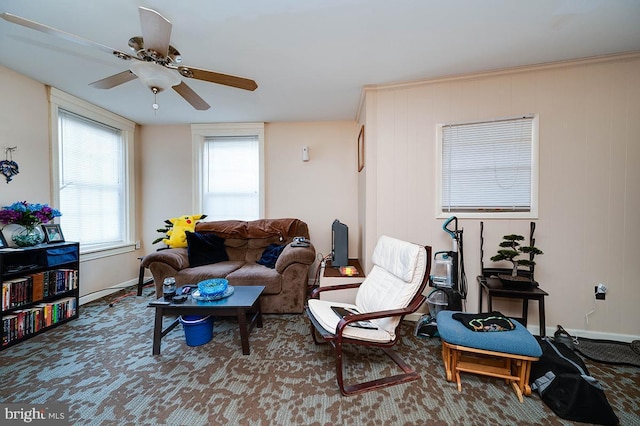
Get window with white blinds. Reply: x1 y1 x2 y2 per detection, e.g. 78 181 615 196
50 88 135 256
58 110 126 245
438 115 538 218
192 123 264 221
203 136 260 221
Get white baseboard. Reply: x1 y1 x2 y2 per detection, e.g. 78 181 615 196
541 325 639 344
403 313 639 343
79 279 140 305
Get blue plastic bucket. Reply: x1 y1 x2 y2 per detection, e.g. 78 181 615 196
179 315 214 346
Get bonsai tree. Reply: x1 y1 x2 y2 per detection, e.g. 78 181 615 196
490 234 543 277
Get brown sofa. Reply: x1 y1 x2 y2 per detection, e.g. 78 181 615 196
141 218 315 313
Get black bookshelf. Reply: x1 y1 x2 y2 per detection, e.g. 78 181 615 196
0 242 79 350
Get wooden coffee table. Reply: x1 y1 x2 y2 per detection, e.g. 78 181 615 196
148 285 264 355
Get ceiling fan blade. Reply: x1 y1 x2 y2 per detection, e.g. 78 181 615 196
0 12 132 60
138 7 171 58
178 66 258 91
173 82 211 110
89 70 138 89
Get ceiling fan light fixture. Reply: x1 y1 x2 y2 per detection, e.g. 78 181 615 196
3 8 254 112
129 61 180 92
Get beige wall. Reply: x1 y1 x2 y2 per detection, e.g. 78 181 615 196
139 121 360 277
0 67 50 203
138 124 193 254
361 54 640 339
0 66 142 300
264 122 359 263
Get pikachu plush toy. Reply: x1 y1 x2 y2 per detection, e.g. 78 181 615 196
157 214 207 248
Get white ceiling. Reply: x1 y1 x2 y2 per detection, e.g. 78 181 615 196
1 0 639 125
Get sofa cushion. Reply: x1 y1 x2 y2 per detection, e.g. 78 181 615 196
195 218 309 240
225 264 282 294
246 237 284 262
185 231 229 267
223 239 248 262
176 261 244 285
256 243 286 269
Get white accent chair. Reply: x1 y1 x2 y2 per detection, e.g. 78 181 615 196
306 235 431 395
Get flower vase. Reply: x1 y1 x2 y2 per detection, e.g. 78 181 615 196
12 226 45 247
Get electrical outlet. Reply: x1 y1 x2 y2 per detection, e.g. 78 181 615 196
595 283 607 300
135 240 141 249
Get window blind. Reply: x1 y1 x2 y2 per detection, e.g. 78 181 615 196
203 136 259 221
441 116 533 212
58 109 125 245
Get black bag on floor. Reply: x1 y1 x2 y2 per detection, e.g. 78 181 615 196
530 337 619 425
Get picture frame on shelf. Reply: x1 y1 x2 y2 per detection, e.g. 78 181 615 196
358 125 365 172
42 224 65 243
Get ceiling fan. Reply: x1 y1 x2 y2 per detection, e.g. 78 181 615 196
1 7 258 110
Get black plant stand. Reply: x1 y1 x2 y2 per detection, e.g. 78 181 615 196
477 275 548 337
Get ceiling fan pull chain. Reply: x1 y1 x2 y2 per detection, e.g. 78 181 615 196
152 87 159 112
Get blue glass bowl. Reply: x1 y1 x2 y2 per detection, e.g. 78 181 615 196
192 286 234 302
197 278 228 298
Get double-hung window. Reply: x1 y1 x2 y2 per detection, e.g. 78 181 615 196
192 123 264 221
49 88 135 257
437 115 539 218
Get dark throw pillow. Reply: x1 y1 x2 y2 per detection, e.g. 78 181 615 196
257 244 286 269
185 231 229 267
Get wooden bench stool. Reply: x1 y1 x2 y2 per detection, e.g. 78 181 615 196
436 310 542 402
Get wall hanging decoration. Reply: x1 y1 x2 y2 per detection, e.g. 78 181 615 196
0 147 19 183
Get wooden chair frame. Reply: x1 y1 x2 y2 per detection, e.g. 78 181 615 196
441 341 538 402
306 245 431 395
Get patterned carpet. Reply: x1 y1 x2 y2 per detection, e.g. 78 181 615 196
1 287 638 426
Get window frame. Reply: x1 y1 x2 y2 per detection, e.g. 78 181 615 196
435 114 539 220
191 123 265 219
49 88 136 259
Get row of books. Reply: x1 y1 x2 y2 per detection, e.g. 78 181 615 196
1 269 78 311
2 297 77 346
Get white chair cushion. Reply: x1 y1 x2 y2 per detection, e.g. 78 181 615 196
307 299 394 343
371 235 420 283
308 236 427 342
356 236 426 332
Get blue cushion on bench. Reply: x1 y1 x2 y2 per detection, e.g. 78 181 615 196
437 310 542 357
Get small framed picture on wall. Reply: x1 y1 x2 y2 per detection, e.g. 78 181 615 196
42 224 65 243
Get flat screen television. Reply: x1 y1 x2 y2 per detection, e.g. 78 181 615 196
331 219 348 267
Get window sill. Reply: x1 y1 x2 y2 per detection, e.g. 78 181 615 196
437 211 538 220
80 243 137 261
